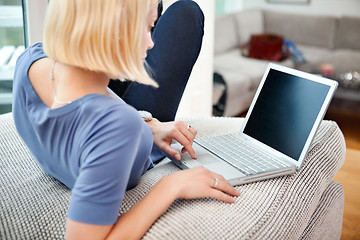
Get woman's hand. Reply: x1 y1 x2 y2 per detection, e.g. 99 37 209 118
147 119 197 160
159 167 240 203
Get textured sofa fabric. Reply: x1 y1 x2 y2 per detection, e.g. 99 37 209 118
263 11 338 49
335 16 360 51
0 113 346 239
214 9 360 116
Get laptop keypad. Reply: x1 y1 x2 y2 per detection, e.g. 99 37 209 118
195 133 290 176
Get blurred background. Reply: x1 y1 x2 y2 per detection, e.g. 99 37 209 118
0 0 23 114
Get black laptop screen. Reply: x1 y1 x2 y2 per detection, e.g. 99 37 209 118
243 69 330 160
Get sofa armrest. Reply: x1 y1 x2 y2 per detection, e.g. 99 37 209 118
126 117 345 239
0 114 345 239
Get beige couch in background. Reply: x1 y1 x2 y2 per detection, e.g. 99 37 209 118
214 9 360 116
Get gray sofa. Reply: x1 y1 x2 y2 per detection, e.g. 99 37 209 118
214 9 360 116
0 112 346 239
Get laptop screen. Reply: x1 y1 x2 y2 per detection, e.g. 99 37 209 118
243 68 331 161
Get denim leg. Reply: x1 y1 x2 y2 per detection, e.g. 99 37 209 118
122 0 204 122
111 1 204 163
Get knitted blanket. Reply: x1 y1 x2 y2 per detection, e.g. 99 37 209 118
0 113 345 239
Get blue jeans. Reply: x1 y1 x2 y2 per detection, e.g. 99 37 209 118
109 0 204 163
109 0 204 122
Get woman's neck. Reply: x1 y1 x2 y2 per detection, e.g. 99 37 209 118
51 61 111 108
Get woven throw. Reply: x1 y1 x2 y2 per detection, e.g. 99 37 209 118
0 114 345 239
299 181 344 240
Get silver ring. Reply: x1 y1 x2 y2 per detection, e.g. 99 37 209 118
213 177 219 188
187 124 191 130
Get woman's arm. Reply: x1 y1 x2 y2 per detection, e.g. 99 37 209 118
66 167 240 240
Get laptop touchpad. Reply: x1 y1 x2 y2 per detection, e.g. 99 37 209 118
181 144 218 165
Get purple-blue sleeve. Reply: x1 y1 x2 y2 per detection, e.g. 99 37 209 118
67 108 153 225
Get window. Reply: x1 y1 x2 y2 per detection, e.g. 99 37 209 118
0 0 25 114
215 0 243 15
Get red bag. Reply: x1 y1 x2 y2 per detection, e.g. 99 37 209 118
248 33 285 61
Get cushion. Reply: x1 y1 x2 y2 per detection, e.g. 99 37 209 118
264 10 337 49
234 9 264 46
296 44 333 64
214 13 240 55
0 113 345 239
298 49 360 76
335 16 360 51
295 44 333 73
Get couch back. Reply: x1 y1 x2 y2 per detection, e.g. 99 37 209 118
214 9 264 55
215 9 360 54
263 10 338 49
335 16 360 51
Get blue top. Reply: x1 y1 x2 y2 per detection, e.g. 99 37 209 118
12 42 154 225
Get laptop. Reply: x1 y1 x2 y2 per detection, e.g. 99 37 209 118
169 63 338 186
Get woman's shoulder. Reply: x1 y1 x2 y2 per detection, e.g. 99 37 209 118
16 42 46 68
76 95 145 132
13 42 47 90
80 95 139 118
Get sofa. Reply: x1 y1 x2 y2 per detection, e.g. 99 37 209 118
214 9 360 116
0 112 346 239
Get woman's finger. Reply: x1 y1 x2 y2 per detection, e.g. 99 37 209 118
184 123 197 140
209 188 237 203
209 174 241 197
188 126 197 136
171 129 197 159
159 141 182 160
177 121 197 144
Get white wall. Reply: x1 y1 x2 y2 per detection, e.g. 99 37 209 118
25 0 48 45
243 0 360 17
173 0 215 118
163 0 214 118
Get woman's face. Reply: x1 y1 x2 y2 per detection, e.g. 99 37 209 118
142 5 158 61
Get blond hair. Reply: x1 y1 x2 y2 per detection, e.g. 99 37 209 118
43 0 159 87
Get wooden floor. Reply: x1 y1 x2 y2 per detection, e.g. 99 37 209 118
326 110 360 150
326 110 360 240
333 149 360 240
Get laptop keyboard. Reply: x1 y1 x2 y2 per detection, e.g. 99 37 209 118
195 133 291 176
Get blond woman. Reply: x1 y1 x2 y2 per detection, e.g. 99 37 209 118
12 0 240 239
